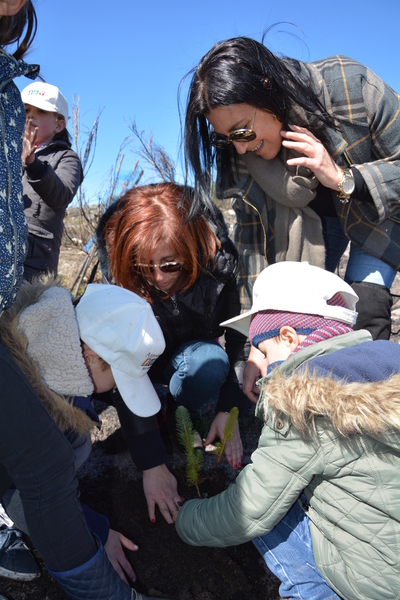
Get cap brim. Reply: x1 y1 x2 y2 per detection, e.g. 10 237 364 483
111 367 161 417
220 308 258 338
23 97 58 113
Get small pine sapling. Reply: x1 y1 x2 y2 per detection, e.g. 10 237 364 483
214 407 239 464
175 406 203 497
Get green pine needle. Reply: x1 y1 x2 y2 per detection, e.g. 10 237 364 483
175 406 203 494
214 407 239 463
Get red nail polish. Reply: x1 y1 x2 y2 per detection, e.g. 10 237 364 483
151 518 155 523
233 464 237 469
238 462 241 468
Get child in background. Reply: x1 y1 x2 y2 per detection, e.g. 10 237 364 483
176 261 400 600
0 280 167 600
21 81 83 280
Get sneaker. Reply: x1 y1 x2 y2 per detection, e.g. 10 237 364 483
0 526 40 581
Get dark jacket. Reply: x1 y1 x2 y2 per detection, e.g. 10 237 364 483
0 49 38 314
148 229 247 412
0 280 108 543
23 139 83 277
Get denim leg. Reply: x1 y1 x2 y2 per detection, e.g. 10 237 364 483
321 216 349 273
322 215 396 287
0 340 96 571
164 339 230 410
344 243 396 287
253 500 340 600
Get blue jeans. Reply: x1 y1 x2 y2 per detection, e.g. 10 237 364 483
253 499 340 600
323 216 396 288
164 339 230 409
0 339 96 571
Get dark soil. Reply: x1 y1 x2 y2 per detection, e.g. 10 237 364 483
0 405 282 600
2 217 399 600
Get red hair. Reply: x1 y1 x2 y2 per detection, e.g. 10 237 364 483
104 183 220 301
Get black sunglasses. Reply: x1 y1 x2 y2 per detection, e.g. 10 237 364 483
134 261 183 274
210 109 257 148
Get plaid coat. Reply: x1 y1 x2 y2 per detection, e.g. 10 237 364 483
217 55 400 310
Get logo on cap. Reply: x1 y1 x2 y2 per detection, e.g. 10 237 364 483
141 353 159 370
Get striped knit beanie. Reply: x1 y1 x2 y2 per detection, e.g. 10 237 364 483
249 292 353 350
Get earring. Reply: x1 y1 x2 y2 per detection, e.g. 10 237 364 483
273 114 280 123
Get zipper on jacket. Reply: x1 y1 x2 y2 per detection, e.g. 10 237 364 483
241 180 269 263
343 150 352 167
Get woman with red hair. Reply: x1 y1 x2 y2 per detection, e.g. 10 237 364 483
96 182 248 523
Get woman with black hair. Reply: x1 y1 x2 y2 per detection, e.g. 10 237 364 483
182 35 399 400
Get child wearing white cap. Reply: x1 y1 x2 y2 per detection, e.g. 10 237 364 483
176 262 400 600
20 81 83 281
0 279 168 599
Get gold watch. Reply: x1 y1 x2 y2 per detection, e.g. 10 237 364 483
334 168 355 202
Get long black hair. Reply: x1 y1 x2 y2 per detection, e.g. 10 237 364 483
0 1 37 59
182 35 336 217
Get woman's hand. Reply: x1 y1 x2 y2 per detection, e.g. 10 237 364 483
281 125 343 190
22 120 38 165
142 463 182 524
243 345 269 403
104 528 138 585
204 412 243 469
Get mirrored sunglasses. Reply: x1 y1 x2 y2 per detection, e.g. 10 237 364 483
210 108 257 148
134 261 183 273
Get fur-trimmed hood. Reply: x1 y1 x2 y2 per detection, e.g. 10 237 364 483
0 279 96 435
258 336 400 439
262 369 400 438
176 334 400 600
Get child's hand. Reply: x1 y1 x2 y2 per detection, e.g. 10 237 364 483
104 528 138 585
22 120 38 165
205 412 243 469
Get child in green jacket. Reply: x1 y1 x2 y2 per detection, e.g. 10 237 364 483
176 261 400 600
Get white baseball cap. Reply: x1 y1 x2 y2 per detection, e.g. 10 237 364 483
76 284 166 417
220 262 358 337
21 82 69 120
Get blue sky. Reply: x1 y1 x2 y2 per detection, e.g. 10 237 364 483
16 0 400 201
